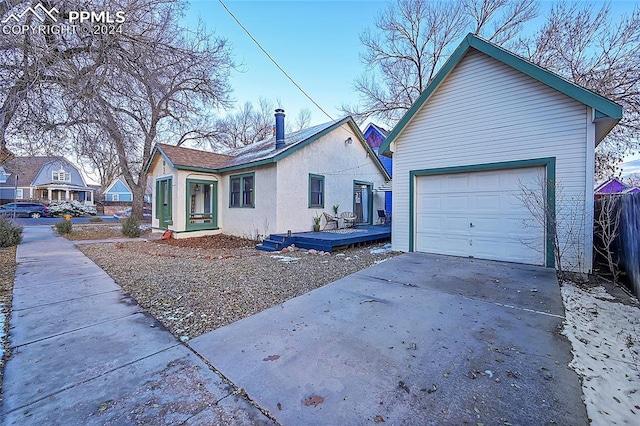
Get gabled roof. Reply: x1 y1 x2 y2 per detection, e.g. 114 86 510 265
153 144 233 173
363 123 390 139
1 156 67 186
146 116 391 179
380 33 623 156
594 177 632 194
104 175 132 194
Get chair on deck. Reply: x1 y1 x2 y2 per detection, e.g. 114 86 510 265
377 210 391 225
323 212 339 230
340 211 357 228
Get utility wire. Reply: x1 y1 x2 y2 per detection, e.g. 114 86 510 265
217 0 335 121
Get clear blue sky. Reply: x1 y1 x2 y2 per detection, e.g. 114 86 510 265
185 0 384 125
186 0 639 133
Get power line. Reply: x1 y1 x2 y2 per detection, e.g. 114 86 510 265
217 0 335 121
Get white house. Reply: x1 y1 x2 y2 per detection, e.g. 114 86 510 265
145 112 390 239
380 34 622 273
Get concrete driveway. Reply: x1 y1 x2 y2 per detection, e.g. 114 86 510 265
191 253 586 425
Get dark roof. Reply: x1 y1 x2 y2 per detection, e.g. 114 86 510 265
156 144 233 172
380 33 622 155
1 156 63 186
147 116 391 179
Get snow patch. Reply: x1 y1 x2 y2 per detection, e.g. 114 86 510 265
370 243 393 254
270 255 299 263
561 282 640 425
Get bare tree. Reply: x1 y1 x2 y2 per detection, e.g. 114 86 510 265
212 101 314 150
342 0 538 125
0 1 234 218
519 2 640 179
594 195 622 283
516 176 586 277
69 18 233 217
214 98 275 149
291 108 312 132
73 125 121 189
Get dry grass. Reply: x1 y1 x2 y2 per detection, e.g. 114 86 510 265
79 236 399 339
63 222 151 240
0 246 17 398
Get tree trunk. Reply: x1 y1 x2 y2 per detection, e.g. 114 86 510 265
129 174 147 220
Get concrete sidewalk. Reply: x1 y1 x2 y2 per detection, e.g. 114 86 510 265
1 227 272 425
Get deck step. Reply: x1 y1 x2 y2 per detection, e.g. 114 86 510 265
256 239 283 252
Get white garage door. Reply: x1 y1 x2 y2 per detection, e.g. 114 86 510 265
415 167 546 265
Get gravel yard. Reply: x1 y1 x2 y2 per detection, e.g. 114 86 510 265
78 235 399 340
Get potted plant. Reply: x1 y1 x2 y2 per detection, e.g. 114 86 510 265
312 212 321 232
332 204 340 215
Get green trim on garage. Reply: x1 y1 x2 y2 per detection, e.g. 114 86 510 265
409 157 556 268
380 33 622 157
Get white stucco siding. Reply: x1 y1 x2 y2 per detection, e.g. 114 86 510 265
148 157 223 237
392 49 595 272
276 123 387 233
219 165 278 239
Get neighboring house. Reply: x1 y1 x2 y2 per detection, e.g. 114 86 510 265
145 111 391 239
363 123 393 217
380 33 622 274
0 156 94 204
594 177 640 199
103 176 133 202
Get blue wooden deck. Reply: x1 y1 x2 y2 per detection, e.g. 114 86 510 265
256 225 391 252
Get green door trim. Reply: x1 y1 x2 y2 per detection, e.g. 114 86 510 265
409 157 556 268
185 179 218 231
155 177 173 229
353 180 374 225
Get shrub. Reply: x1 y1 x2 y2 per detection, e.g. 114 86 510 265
89 216 103 223
48 200 97 217
122 216 141 238
0 218 23 248
55 219 73 235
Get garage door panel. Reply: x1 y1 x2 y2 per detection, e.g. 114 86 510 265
418 175 446 193
445 195 469 211
445 174 470 192
417 233 470 256
416 214 444 232
415 167 545 266
418 195 442 211
474 172 501 189
473 194 501 211
445 216 471 232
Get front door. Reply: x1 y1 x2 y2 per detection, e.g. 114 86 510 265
353 181 373 225
156 178 172 229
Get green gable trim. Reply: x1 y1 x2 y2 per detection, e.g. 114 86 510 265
380 33 622 156
408 157 556 268
216 117 390 178
146 116 391 180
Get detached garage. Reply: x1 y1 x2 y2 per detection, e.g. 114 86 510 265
381 34 622 273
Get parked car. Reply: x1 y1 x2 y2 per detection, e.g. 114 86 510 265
114 207 152 219
0 202 50 218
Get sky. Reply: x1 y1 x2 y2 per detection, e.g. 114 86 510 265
184 0 384 124
185 0 640 164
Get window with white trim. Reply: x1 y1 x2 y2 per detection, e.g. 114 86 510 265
52 169 71 182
